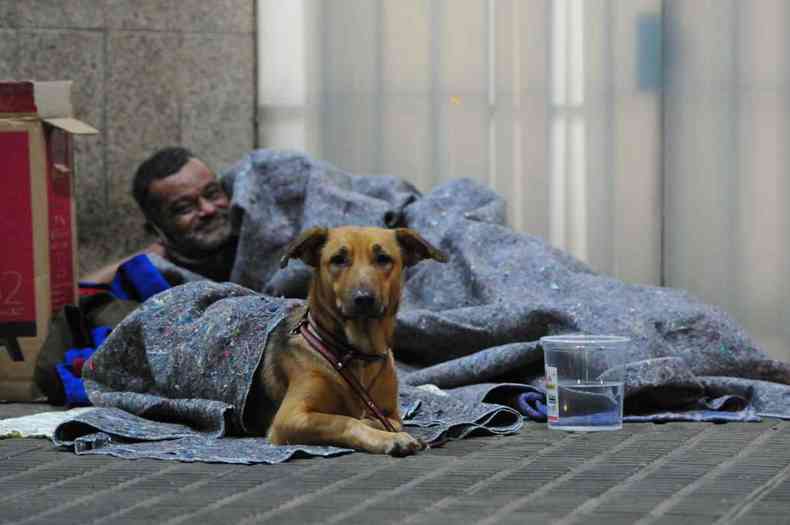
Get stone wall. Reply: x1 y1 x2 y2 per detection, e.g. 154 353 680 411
0 1 256 274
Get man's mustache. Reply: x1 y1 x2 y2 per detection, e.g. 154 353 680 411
195 211 230 232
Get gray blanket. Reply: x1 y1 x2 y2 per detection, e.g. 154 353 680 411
55 149 790 463
226 150 790 415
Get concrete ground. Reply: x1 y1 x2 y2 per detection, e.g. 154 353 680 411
1 403 789 525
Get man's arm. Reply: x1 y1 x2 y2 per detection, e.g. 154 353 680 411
80 242 166 285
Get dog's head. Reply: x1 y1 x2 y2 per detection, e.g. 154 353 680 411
280 226 447 320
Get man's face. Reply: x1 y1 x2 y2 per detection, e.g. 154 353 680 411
148 158 233 256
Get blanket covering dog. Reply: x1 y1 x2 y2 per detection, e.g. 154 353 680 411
54 150 790 463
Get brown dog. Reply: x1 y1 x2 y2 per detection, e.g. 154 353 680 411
248 226 447 455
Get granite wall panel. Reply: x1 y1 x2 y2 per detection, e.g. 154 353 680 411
106 31 182 241
105 0 174 31
0 1 19 27
176 0 255 34
179 33 256 173
0 29 18 74
106 30 183 254
0 2 256 274
106 0 253 33
16 0 105 30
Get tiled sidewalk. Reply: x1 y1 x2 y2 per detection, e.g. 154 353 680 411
1 404 789 524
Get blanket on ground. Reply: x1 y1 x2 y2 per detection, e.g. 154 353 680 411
53 282 522 463
54 149 790 463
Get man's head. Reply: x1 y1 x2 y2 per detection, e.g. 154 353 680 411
132 147 233 258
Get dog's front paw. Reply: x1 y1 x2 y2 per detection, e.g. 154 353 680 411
384 432 426 457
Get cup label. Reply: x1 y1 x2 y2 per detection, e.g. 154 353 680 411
545 365 559 422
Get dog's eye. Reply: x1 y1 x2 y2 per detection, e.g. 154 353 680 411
374 253 393 266
329 253 349 266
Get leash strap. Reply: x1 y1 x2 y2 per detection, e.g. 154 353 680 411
298 322 396 433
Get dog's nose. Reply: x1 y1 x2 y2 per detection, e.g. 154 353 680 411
352 289 377 315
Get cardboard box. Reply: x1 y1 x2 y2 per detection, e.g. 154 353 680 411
0 81 98 401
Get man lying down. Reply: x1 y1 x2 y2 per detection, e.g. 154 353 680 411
54 149 790 464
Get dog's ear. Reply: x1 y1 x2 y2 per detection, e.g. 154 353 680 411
280 227 329 268
395 228 448 267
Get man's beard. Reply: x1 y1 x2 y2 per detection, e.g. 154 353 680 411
165 210 234 259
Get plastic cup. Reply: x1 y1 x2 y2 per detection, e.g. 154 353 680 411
540 334 629 431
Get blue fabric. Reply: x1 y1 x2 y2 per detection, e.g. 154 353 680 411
64 347 95 367
110 254 171 302
516 391 548 422
59 346 97 406
91 326 111 348
56 362 91 407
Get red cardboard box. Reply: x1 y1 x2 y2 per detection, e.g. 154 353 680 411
0 81 98 401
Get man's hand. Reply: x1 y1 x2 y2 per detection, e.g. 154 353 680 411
80 241 165 285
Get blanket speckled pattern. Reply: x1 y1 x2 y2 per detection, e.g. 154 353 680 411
54 149 790 464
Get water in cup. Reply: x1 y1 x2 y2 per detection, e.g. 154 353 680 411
552 381 624 431
541 335 629 432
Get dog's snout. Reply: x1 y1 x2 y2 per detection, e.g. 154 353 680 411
352 289 377 313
